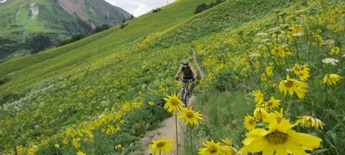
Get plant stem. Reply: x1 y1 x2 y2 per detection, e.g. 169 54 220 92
292 37 301 62
13 142 18 155
175 113 179 155
285 96 293 119
190 126 194 155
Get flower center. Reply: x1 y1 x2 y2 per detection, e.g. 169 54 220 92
186 112 194 118
171 99 178 106
276 117 282 124
266 101 273 107
157 142 166 148
265 131 288 144
208 145 217 153
249 120 255 125
284 80 294 88
300 72 304 76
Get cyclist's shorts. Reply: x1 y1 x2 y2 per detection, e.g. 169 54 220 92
182 77 193 82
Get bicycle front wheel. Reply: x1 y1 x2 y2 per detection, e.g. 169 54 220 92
179 88 187 106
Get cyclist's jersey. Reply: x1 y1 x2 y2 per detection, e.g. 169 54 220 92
182 65 193 79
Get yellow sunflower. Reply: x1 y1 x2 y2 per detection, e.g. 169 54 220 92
266 66 273 76
264 97 280 110
178 107 203 126
252 90 264 107
297 116 325 130
323 74 342 85
148 101 155 106
261 73 267 82
262 109 284 124
292 64 301 75
77 151 86 155
244 114 256 130
298 65 310 81
279 75 308 98
254 107 267 120
149 135 174 155
198 139 227 155
271 46 286 57
221 138 238 155
298 70 310 81
240 118 322 155
163 93 184 113
329 46 340 55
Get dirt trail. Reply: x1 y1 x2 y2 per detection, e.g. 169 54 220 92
138 48 204 155
139 96 196 155
193 49 205 78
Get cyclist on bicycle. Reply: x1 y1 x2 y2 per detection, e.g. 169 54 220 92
175 59 197 95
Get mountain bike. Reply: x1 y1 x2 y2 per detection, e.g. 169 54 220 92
179 79 193 107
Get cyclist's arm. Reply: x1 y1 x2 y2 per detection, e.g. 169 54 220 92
190 66 197 79
175 66 182 78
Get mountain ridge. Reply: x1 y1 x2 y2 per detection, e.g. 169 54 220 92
0 0 132 63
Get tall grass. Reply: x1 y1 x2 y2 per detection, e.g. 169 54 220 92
183 91 253 153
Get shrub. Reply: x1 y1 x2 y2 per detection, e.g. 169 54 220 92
152 8 162 13
120 23 128 29
194 0 225 14
58 34 85 46
0 76 9 86
0 92 20 106
25 33 52 54
92 24 110 34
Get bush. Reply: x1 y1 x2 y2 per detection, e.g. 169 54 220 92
59 34 85 46
120 23 128 29
152 8 162 13
26 33 52 54
0 92 21 106
0 76 9 86
92 24 110 34
195 0 225 14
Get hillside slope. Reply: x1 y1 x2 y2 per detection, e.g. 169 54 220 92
0 0 216 154
0 0 132 62
0 0 344 154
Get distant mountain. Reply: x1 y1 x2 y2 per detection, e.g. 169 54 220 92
0 0 132 62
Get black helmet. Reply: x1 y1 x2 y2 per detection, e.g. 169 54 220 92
182 59 189 65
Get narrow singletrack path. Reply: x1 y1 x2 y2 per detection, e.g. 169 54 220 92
139 48 205 155
139 97 196 155
192 48 205 78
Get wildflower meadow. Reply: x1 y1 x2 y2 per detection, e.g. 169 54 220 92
150 0 345 155
0 0 344 155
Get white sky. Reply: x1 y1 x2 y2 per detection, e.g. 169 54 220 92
104 0 175 17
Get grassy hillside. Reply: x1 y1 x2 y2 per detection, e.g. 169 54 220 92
0 0 344 154
0 0 130 63
0 0 214 154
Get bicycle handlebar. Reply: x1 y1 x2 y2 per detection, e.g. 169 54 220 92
177 78 194 82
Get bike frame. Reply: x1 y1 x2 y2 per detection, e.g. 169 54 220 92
180 79 192 106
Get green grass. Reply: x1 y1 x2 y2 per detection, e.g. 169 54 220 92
0 0 130 62
0 0 215 96
191 91 253 146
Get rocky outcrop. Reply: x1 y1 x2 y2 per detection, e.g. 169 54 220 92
57 0 89 21
29 3 39 19
57 0 132 28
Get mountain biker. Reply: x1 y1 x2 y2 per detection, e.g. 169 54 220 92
175 59 197 95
